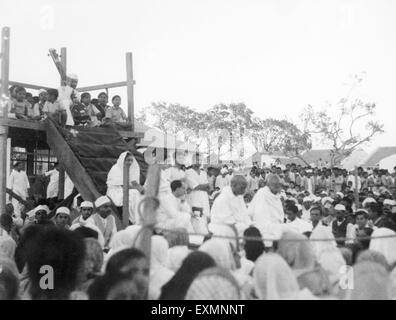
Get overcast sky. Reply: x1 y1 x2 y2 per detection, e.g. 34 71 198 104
1 0 395 150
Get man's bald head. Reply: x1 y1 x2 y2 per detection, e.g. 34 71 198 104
231 175 248 196
267 174 282 195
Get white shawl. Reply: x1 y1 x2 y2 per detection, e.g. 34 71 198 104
107 151 140 187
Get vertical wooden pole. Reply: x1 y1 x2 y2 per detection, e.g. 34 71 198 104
123 161 130 228
58 167 65 200
354 166 359 210
60 47 67 85
56 48 67 201
126 52 134 131
0 27 10 215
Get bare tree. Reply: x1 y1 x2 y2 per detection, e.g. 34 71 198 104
300 74 384 167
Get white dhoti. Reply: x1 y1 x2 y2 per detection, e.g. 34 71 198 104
107 185 142 224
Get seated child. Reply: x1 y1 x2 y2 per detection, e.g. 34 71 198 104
80 92 101 127
105 95 128 124
25 92 41 120
33 89 48 119
42 89 67 126
71 94 90 126
9 86 30 120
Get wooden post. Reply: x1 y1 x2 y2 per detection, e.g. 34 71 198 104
135 164 160 299
122 161 130 228
354 166 359 210
60 47 67 85
0 27 10 215
126 52 134 131
58 167 65 200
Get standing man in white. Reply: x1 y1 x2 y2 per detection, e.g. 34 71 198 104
7 161 30 218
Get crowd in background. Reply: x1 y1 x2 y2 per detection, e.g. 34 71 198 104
1 149 396 300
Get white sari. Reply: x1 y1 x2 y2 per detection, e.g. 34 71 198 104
106 152 142 224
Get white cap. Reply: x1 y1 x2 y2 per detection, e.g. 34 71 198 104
362 197 377 207
336 192 344 198
67 73 78 80
220 168 228 174
383 199 396 206
303 197 312 203
56 207 70 216
320 191 328 196
80 201 94 208
38 88 47 95
27 205 50 218
334 204 346 211
321 197 334 206
95 196 111 208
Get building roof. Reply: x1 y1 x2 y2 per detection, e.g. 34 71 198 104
362 146 396 167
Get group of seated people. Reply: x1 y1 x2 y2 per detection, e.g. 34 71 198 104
5 75 129 128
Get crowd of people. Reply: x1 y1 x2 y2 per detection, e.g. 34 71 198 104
1 149 396 300
6 74 129 128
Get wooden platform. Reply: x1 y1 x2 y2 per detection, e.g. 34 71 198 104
0 118 145 140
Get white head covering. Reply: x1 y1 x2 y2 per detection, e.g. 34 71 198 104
220 168 228 175
167 246 191 272
67 73 78 80
383 199 396 206
80 201 93 208
347 261 390 300
362 197 377 207
38 88 47 95
336 192 344 198
334 204 346 211
253 253 315 300
303 197 312 203
185 267 242 300
199 239 236 271
321 197 334 206
107 151 140 187
56 207 70 216
369 228 396 266
27 205 50 218
95 196 111 208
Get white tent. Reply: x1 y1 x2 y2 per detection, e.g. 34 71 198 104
379 153 396 172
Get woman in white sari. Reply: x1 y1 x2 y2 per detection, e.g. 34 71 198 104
106 152 143 224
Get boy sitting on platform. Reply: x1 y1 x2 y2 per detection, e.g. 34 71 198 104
81 92 101 127
105 95 128 124
33 89 48 120
43 89 67 126
25 92 41 120
71 93 90 126
10 86 30 120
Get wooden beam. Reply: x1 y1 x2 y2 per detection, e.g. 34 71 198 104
60 47 67 86
122 162 130 228
77 81 130 92
126 52 135 131
58 167 65 200
0 118 144 138
8 81 52 91
0 27 10 215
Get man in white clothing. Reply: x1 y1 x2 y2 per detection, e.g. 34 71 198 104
284 203 312 234
210 175 251 236
91 196 117 251
44 163 60 201
215 168 230 191
247 174 285 246
301 197 313 222
70 200 105 248
7 162 30 218
58 73 80 126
